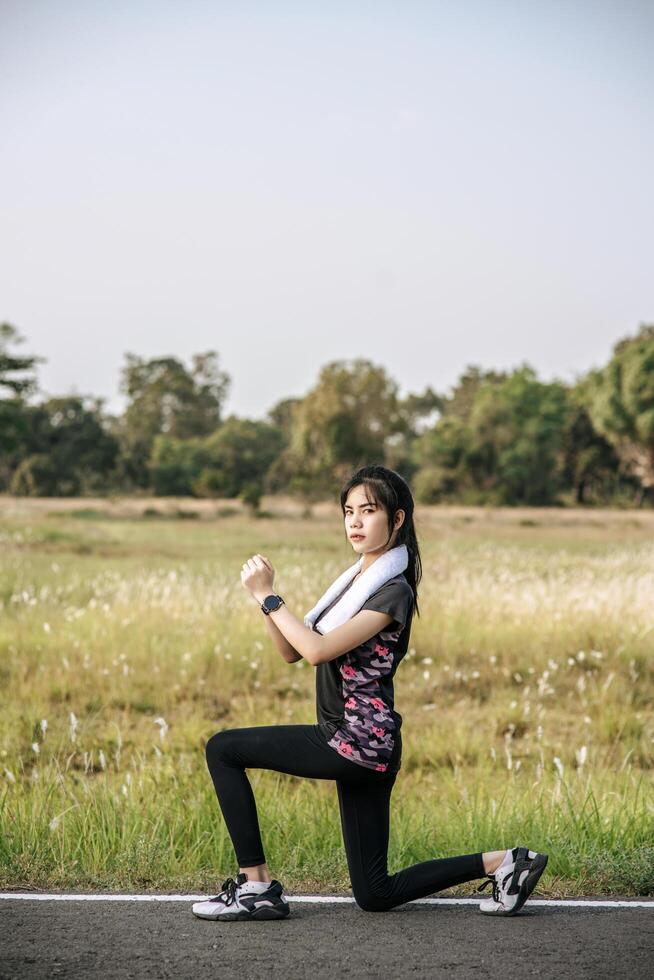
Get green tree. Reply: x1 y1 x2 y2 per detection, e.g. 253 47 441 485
9 396 119 496
559 390 622 504
192 416 284 498
413 365 568 505
271 359 404 506
115 351 230 489
0 324 44 488
412 365 508 503
148 435 208 496
442 364 507 422
265 396 300 442
0 322 41 398
579 324 654 505
148 416 284 499
466 366 568 505
384 385 443 478
412 415 471 502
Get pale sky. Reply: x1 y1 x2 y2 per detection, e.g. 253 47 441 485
2 0 653 420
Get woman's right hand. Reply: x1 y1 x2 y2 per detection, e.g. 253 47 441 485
241 553 276 597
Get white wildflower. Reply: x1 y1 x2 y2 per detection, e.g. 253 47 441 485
422 670 430 681
40 719 48 734
43 622 51 633
421 657 433 665
49 816 59 831
98 750 107 770
69 712 78 742
553 756 564 779
154 717 168 741
31 743 40 754
4 768 15 783
575 745 588 767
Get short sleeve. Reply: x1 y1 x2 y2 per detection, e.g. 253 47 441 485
360 579 414 632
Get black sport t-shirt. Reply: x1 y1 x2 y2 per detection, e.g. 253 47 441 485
312 571 414 773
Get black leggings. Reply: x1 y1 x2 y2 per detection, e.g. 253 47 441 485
204 723 486 913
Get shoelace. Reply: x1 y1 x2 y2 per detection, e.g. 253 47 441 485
209 876 240 907
476 875 500 904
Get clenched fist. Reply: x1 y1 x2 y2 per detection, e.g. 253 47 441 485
241 553 275 598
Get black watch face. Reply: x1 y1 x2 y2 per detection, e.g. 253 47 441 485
263 595 282 612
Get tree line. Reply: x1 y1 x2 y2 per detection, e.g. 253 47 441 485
1 321 653 509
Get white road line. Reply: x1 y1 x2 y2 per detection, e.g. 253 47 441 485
0 893 652 908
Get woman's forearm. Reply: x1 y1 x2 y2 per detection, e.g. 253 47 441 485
259 602 303 663
252 591 321 665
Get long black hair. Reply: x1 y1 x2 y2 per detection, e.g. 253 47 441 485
339 464 422 618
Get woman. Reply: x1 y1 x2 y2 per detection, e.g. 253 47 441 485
192 465 547 920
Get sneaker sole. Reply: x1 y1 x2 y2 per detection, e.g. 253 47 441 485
250 904 290 920
192 907 252 921
480 852 549 916
192 904 290 921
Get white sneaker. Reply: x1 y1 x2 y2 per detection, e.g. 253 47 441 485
477 847 548 915
192 872 291 921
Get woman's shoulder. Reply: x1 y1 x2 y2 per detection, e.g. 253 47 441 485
368 573 414 602
360 574 414 635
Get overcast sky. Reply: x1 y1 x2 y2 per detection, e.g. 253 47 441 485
2 0 653 420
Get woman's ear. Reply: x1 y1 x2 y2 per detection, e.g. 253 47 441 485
395 509 405 531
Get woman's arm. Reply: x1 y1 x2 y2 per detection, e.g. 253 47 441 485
260 606 302 664
242 553 391 667
251 589 392 666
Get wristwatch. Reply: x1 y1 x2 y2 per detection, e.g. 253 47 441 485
260 594 285 615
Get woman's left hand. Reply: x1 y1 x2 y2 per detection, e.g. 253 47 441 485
241 554 275 597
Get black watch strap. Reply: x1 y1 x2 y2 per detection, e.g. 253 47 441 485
261 594 285 615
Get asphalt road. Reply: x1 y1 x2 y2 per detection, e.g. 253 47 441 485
1 897 652 979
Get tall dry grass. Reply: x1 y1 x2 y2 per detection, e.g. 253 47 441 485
0 498 652 895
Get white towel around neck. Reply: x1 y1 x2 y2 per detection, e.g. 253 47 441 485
303 543 409 635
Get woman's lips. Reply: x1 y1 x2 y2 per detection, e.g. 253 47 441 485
350 535 365 540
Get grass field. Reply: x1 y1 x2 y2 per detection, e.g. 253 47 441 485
1 496 653 897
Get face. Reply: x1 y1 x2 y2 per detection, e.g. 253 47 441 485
344 484 405 556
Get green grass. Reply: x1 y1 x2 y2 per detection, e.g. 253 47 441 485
0 499 653 896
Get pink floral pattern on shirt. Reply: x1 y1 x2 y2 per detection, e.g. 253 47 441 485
327 626 404 772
